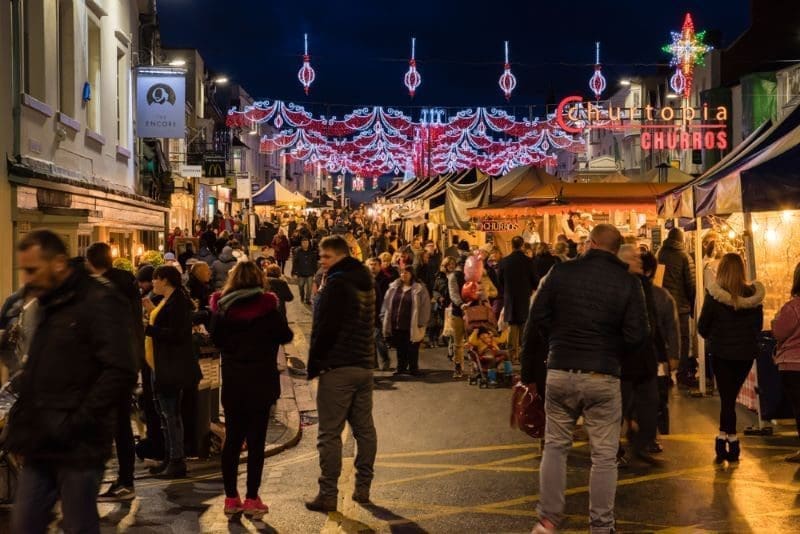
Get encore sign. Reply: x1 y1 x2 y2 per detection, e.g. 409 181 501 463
555 96 729 151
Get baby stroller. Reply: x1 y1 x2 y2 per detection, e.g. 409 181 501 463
466 327 514 389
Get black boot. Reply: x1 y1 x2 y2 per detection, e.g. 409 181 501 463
714 437 728 464
149 461 169 475
305 493 337 513
158 460 187 478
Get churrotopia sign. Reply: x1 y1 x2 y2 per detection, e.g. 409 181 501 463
136 67 186 139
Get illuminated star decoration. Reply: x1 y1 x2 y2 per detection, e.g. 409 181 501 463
662 13 712 98
404 37 422 98
297 33 316 95
588 41 607 100
498 41 517 101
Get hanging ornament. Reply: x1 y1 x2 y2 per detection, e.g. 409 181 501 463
670 68 687 96
662 13 712 98
498 41 517 101
297 33 316 95
404 37 422 98
588 42 607 100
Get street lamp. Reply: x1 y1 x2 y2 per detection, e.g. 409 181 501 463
213 76 229 84
620 79 631 86
168 59 186 67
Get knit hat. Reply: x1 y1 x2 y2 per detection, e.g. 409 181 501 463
164 252 177 261
136 264 155 282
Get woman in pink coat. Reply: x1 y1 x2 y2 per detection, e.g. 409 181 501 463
271 230 291 275
773 262 800 462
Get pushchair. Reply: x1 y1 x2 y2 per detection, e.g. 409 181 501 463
466 328 514 388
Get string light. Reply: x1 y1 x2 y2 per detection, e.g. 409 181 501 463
498 41 517 101
297 33 316 95
404 37 421 98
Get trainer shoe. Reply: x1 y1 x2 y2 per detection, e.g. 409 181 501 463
305 494 337 513
97 482 135 502
242 497 269 518
224 496 243 516
453 364 464 379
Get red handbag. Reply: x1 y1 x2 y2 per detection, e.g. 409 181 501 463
510 381 546 439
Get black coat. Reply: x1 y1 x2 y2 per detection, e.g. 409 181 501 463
266 277 294 317
103 267 145 368
210 292 294 408
5 266 137 466
533 253 560 279
292 247 319 277
657 238 696 315
698 282 765 361
621 276 662 381
530 249 650 377
498 250 539 325
146 290 201 393
309 257 376 379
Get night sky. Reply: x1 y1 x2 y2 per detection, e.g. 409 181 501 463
158 0 750 115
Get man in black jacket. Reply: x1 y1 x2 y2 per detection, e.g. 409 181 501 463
9 230 137 533
85 242 142 502
527 224 649 534
306 236 377 513
499 236 539 363
292 237 319 305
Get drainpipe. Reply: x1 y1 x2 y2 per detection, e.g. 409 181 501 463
10 0 22 157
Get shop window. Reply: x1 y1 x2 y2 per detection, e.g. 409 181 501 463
86 14 102 132
58 0 75 116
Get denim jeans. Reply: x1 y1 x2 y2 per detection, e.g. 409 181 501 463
393 329 420 373
12 462 103 534
539 369 622 534
297 276 313 303
154 388 185 462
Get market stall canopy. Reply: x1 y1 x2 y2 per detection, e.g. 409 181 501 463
384 177 424 200
425 168 486 209
445 179 490 230
252 179 308 206
598 172 631 183
469 182 675 217
479 165 560 209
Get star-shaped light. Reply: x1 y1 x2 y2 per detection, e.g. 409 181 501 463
662 13 712 98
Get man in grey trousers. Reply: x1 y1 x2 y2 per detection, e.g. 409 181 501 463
527 224 649 534
305 236 378 512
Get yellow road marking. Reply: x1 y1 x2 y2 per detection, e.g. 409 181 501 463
375 461 538 473
375 442 537 459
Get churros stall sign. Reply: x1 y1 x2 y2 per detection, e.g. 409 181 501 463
555 95 728 151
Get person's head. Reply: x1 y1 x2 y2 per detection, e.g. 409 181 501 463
588 224 624 254
85 242 113 275
222 261 266 295
556 234 567 243
173 227 182 235
490 248 502 263
367 257 382 276
511 236 524 251
319 235 350 271
301 237 310 250
522 243 534 257
266 264 282 279
379 252 393 269
618 244 643 275
792 262 800 298
716 253 748 304
667 227 684 242
477 326 493 344
553 241 568 257
451 235 459 246
152 265 182 296
703 238 716 259
441 256 457 273
457 240 470 252
164 252 177 263
641 252 658 279
424 241 436 254
412 237 421 248
190 261 211 284
136 264 155 293
400 265 415 286
16 230 71 294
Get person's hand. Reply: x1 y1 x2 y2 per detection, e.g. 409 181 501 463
142 298 155 314
461 304 469 311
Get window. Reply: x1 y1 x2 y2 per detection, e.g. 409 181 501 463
21 0 45 100
58 0 75 116
86 15 101 131
232 148 244 173
116 47 128 145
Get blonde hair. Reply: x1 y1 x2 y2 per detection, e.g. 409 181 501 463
379 252 393 263
222 261 266 295
716 253 748 307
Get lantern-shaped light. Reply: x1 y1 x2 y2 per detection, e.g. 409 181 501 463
498 41 517 101
670 68 687 96
297 33 316 95
588 42 607 100
404 37 422 98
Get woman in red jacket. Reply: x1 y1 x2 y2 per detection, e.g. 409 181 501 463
271 230 291 275
773 262 800 462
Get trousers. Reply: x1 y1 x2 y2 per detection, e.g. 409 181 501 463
712 357 753 434
222 400 272 499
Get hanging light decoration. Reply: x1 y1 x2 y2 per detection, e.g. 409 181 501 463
670 68 687 96
662 13 712 98
404 37 422 98
588 42 607 100
352 176 365 191
297 33 316 95
498 41 517 101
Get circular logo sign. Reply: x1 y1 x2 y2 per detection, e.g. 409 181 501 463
146 83 177 105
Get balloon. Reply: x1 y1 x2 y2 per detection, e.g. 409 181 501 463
464 252 484 282
461 281 480 303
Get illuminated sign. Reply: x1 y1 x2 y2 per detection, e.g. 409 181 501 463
556 96 728 151
479 219 520 232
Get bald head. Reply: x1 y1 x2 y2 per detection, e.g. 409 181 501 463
589 224 623 254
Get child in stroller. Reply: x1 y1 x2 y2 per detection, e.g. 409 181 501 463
466 326 514 387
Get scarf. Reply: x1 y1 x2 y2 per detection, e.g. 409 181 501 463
217 287 264 314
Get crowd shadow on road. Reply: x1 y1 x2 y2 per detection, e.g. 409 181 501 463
226 512 279 533
358 503 426 533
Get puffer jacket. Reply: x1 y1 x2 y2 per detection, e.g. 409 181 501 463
382 280 432 343
292 247 319 277
697 281 765 361
4 265 137 467
211 247 237 290
308 256 376 379
657 238 696 314
773 296 800 371
530 249 650 377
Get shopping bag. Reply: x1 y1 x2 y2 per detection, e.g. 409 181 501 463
510 381 546 439
464 303 497 331
442 306 455 337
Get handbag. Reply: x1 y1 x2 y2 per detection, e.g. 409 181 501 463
510 381 546 439
464 303 496 331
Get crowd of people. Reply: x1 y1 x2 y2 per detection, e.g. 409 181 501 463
1 204 800 533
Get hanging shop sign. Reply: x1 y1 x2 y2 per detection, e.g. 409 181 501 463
478 219 520 232
203 154 226 181
555 96 728 151
136 67 186 139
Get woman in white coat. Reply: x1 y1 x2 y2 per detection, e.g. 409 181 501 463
383 266 431 376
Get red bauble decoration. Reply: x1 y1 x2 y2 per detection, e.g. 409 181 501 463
297 34 316 95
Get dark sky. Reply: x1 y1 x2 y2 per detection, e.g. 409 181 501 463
158 0 750 115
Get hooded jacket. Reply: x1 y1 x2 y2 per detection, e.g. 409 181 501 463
657 238 696 314
308 256 376 379
196 246 217 267
382 280 431 343
211 247 237 290
698 281 765 361
773 296 800 371
210 290 294 406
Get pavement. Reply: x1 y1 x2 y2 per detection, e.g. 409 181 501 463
3 278 800 532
